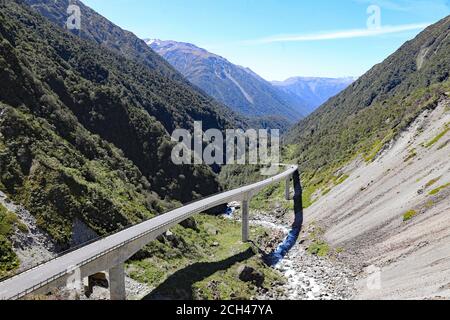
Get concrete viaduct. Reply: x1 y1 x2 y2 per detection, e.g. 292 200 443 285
0 165 298 300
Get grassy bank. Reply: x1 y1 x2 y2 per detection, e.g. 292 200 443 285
0 204 20 278
128 213 284 300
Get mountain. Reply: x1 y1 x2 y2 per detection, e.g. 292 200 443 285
282 16 449 299
272 77 355 112
0 1 284 298
148 39 307 124
0 0 239 251
286 15 450 180
22 0 246 132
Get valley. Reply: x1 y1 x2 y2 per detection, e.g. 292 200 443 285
149 39 353 130
0 0 449 302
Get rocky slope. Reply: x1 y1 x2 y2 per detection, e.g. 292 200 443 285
286 15 450 180
304 99 450 299
279 15 450 300
249 212 356 300
0 192 57 274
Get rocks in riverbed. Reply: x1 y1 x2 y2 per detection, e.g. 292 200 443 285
253 212 357 300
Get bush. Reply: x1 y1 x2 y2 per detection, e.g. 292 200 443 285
403 210 418 221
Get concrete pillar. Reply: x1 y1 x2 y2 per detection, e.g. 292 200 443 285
242 200 249 242
285 176 291 200
85 277 93 298
109 263 126 300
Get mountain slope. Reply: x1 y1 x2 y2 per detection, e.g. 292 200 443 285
0 0 229 251
22 0 246 132
306 100 450 299
0 2 284 298
286 15 450 181
148 39 306 123
282 15 450 299
272 77 355 112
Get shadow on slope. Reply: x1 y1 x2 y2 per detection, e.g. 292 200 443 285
143 248 255 300
263 170 304 266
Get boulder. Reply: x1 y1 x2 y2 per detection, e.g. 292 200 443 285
180 217 198 231
237 265 265 287
204 223 219 236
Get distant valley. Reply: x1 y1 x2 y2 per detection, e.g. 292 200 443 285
272 77 356 111
148 39 353 128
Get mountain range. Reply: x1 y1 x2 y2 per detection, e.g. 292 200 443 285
148 39 354 127
272 77 356 111
0 0 244 252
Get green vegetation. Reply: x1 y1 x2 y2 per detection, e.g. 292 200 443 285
335 174 350 186
364 131 395 163
302 185 318 208
428 183 450 195
284 15 449 191
0 204 20 277
300 172 352 208
425 200 435 209
425 177 441 188
306 223 330 257
128 214 284 300
404 149 417 163
403 210 418 221
0 1 238 247
249 181 294 211
218 165 263 192
307 241 330 257
425 123 450 148
0 2 281 300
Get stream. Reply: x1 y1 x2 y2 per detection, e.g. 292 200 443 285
249 216 356 300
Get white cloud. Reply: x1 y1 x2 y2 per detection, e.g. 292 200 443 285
353 0 449 12
244 23 431 45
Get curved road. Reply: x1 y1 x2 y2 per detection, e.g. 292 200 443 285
0 165 298 300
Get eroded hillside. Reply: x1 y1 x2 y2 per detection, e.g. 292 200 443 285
305 99 450 299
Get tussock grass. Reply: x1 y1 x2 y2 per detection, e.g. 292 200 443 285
403 210 418 222
429 183 450 196
425 123 450 148
425 177 441 188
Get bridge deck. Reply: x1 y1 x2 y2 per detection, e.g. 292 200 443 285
0 165 297 300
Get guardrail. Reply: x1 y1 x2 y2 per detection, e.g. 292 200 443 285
0 164 298 300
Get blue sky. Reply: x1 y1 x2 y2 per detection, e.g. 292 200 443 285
82 0 449 81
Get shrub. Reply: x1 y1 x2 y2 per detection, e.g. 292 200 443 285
428 183 450 195
403 210 418 221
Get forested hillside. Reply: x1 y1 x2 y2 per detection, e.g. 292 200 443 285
149 39 306 125
0 0 230 250
286 16 450 185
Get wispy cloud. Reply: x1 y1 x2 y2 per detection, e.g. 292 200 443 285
244 23 431 45
352 0 414 12
353 0 450 12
